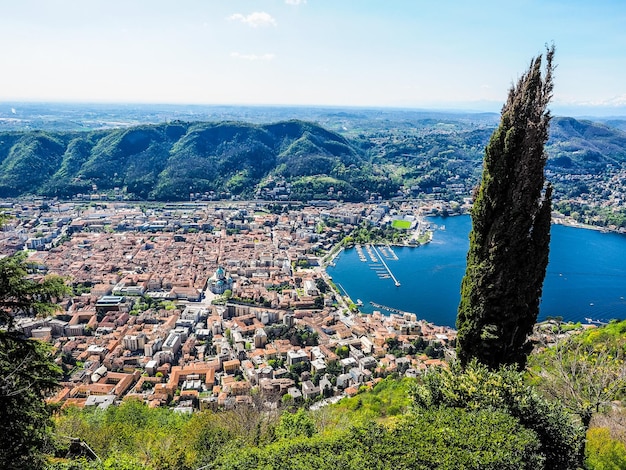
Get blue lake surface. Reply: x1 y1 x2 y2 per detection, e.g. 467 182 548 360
327 215 626 328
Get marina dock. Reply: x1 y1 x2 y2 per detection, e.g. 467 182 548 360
371 245 401 286
355 244 367 262
365 244 378 262
386 244 399 260
370 301 416 317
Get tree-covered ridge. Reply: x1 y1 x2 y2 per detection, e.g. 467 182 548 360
547 117 626 170
0 120 376 201
0 115 625 203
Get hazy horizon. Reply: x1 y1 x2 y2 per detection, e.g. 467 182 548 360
2 99 625 120
1 1 625 118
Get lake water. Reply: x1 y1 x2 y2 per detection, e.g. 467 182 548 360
326 215 626 328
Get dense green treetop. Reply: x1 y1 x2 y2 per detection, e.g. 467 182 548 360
411 360 583 470
0 252 69 329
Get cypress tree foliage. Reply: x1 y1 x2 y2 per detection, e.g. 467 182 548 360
456 46 555 370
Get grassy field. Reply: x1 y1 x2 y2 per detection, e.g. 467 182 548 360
391 219 412 229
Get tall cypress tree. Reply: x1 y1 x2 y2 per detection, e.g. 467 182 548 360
457 47 555 370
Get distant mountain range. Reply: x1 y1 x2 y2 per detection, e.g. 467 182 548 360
0 113 624 202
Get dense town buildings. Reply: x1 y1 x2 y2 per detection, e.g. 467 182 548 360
2 198 459 410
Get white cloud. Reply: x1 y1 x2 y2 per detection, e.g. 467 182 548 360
228 12 277 28
285 0 307 5
230 52 275 61
556 94 626 108
602 94 626 107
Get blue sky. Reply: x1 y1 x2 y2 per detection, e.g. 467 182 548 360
1 0 625 115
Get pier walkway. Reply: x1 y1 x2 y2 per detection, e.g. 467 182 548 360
370 301 416 317
371 245 401 286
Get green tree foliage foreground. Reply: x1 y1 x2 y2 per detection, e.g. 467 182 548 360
49 372 587 470
211 410 542 470
0 252 69 328
49 409 542 470
50 400 201 469
586 428 626 470
1 333 63 470
0 251 70 469
410 361 584 470
529 319 626 431
457 46 555 369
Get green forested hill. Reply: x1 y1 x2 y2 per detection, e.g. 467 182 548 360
546 117 626 170
0 120 373 201
0 115 625 201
